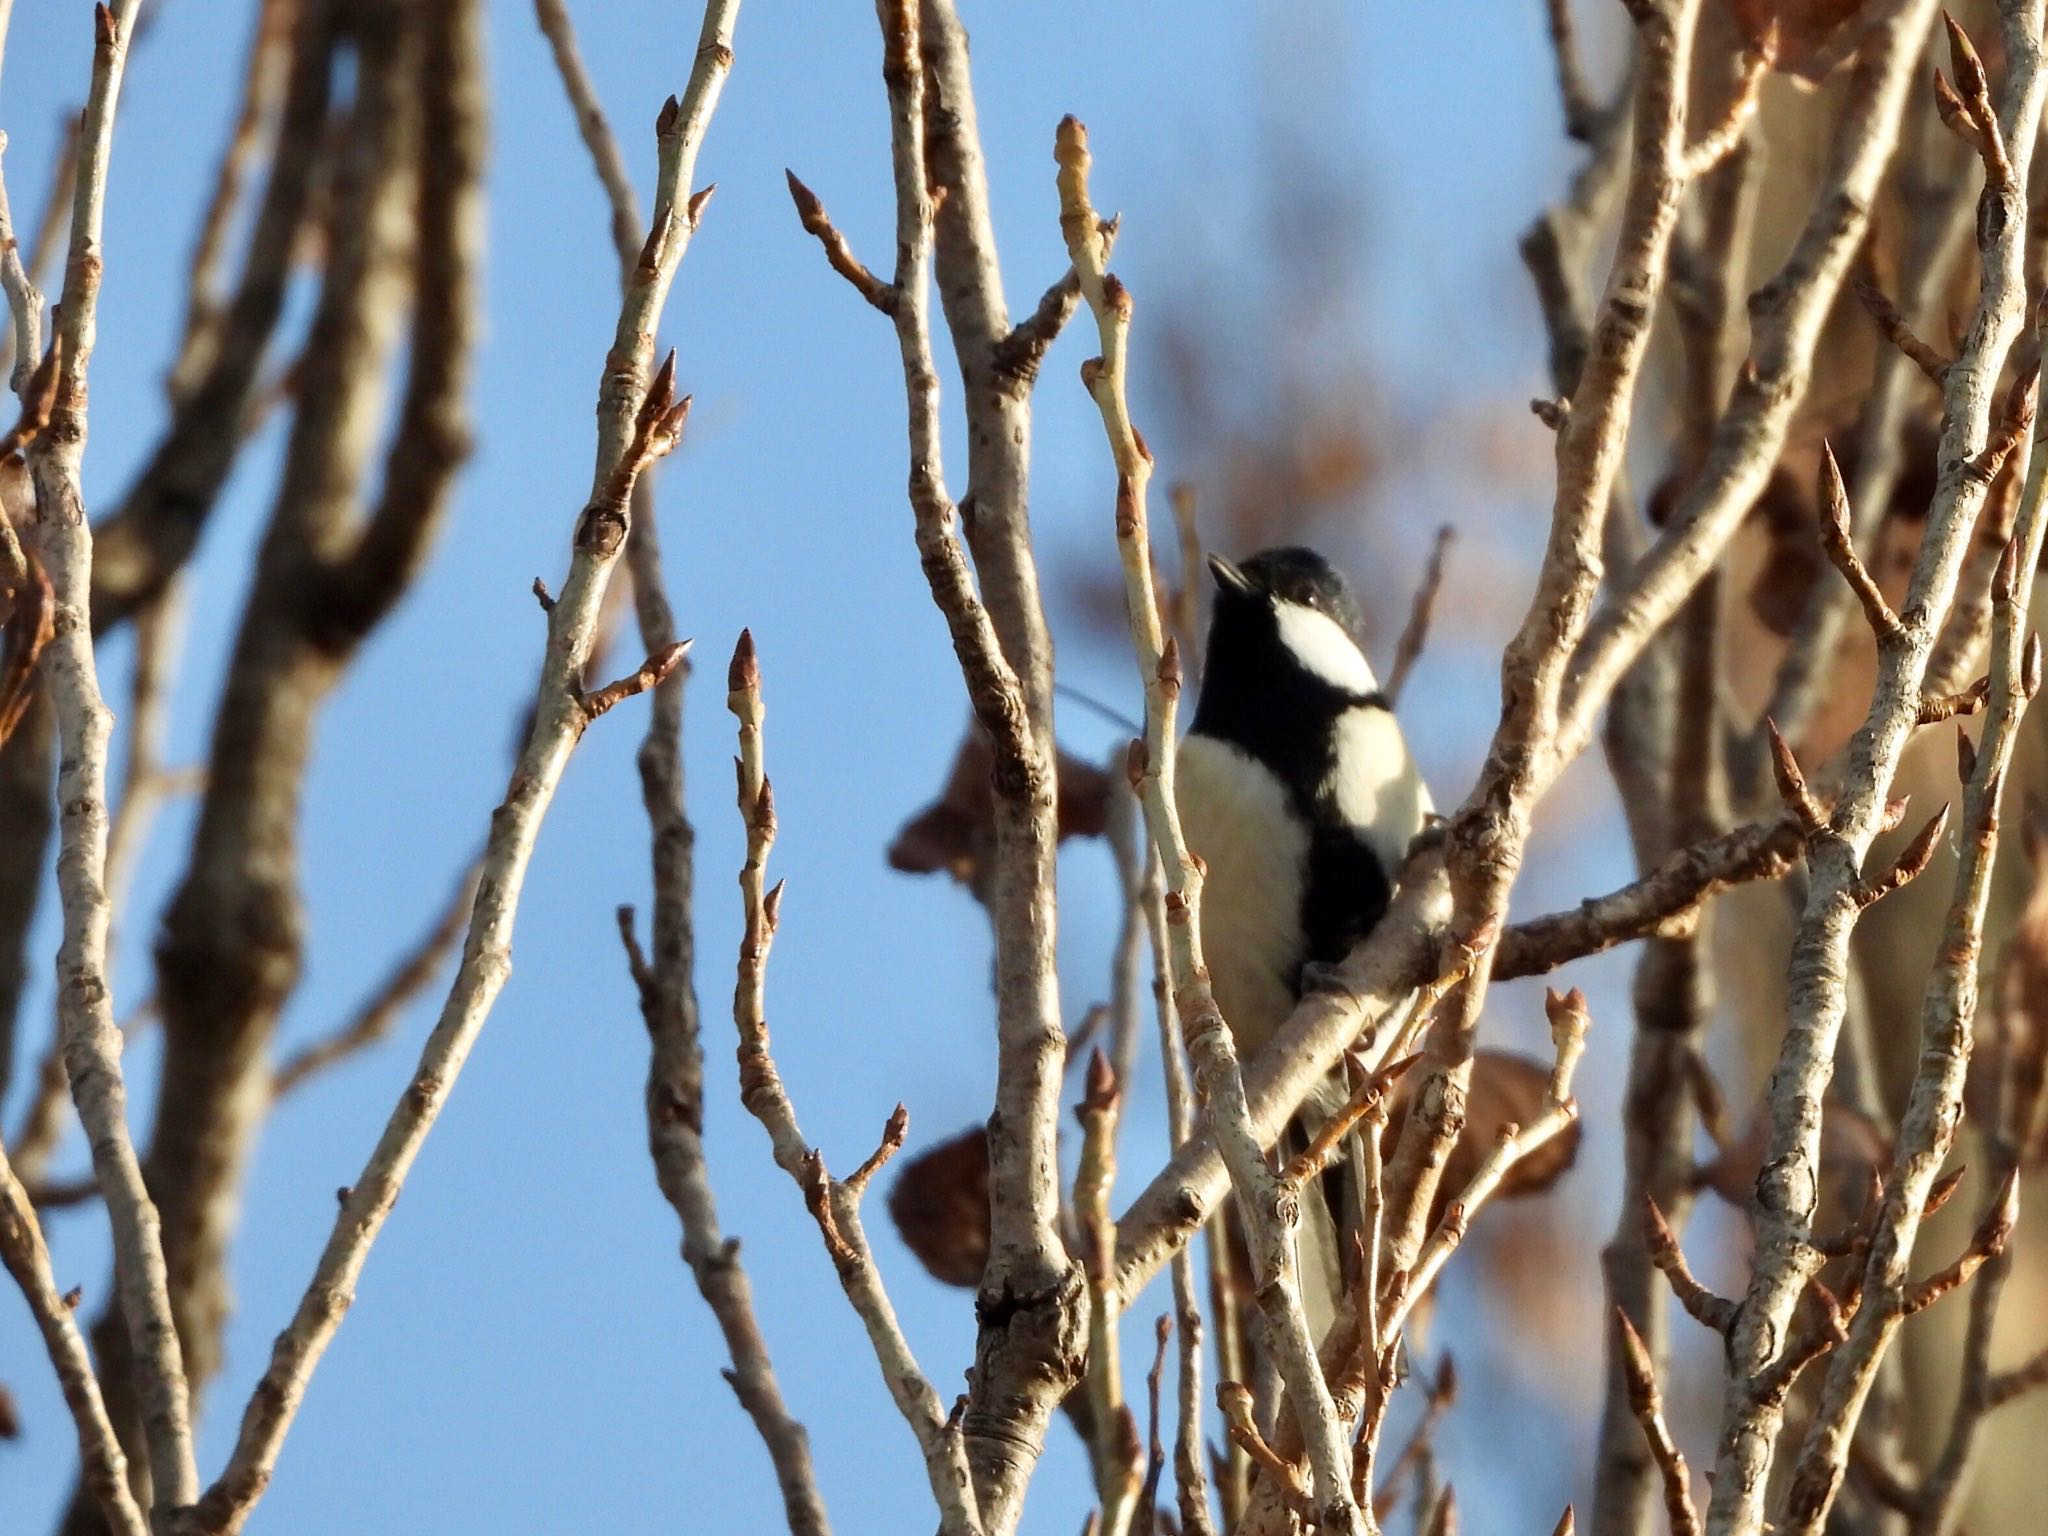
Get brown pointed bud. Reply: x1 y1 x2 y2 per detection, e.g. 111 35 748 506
1082 1046 1119 1114
1880 795 1912 834
1159 635 1183 696
687 184 717 228
1874 804 1952 901
657 94 682 136
1115 474 1137 536
729 628 759 694
1924 1165 1968 1217
1613 1308 1655 1408
1767 717 1822 830
764 878 786 930
1943 12 1988 101
2004 360 2039 438
1958 727 1978 784
1103 274 1133 321
94 3 114 45
1809 1278 1848 1340
882 1101 909 1152
1080 356 1104 390
2025 633 2043 699
1933 69 1971 134
654 395 694 455
1530 397 1568 431
1552 1509 1575 1536
756 775 776 831
1819 441 1851 537
1435 1353 1459 1404
1995 533 2022 602
1133 425 1153 464
785 169 823 226
647 349 680 418
63 1284 83 1310
532 576 555 612
1126 736 1148 787
1977 1168 2021 1253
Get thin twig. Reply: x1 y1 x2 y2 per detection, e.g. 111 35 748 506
1385 525 1454 706
0 1136 145 1536
724 631 983 1536
23 0 200 1514
1852 274 1954 384
182 15 735 1516
532 0 643 268
1378 990 1587 1341
1141 851 1215 1536
1614 1309 1701 1536
1056 115 1366 1535
1076 1049 1142 1536
1714 5 2048 1527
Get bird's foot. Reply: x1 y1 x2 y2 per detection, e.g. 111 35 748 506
1298 959 1366 1005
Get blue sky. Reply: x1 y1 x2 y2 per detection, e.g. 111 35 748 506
0 2 1658 1531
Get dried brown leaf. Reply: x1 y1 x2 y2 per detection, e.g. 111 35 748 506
886 1125 990 1289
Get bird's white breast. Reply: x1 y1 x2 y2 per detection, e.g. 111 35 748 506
1175 734 1309 1060
1324 705 1433 872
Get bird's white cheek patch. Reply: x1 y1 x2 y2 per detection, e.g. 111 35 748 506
1274 602 1381 695
1326 706 1433 868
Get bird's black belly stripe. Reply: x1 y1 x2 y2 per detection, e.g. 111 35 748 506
1299 822 1393 985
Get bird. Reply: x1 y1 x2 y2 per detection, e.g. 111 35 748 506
1175 544 1434 1338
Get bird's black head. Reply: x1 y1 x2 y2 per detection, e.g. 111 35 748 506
1207 546 1368 638
1193 545 1383 751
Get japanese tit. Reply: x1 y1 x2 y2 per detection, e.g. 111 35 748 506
1176 545 1433 1335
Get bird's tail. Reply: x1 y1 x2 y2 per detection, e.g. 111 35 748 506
1276 1111 1357 1349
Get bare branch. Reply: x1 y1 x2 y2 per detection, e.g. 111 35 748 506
1495 813 1802 976
0 1138 144 1536
723 630 982 1536
1817 441 1902 640
1217 1382 1312 1524
1541 0 1602 142
1644 1197 1736 1334
1719 6 2048 1522
1614 1309 1701 1536
1852 274 1954 384
1385 524 1454 706
1382 0 1710 1279
532 0 643 268
184 15 741 1522
785 169 894 314
1057 112 1364 1534
1379 990 1587 1340
22 0 201 1514
579 638 691 720
1557 0 1938 772
1678 30 1773 180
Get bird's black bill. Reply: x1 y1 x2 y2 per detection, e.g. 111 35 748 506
1208 553 1256 596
